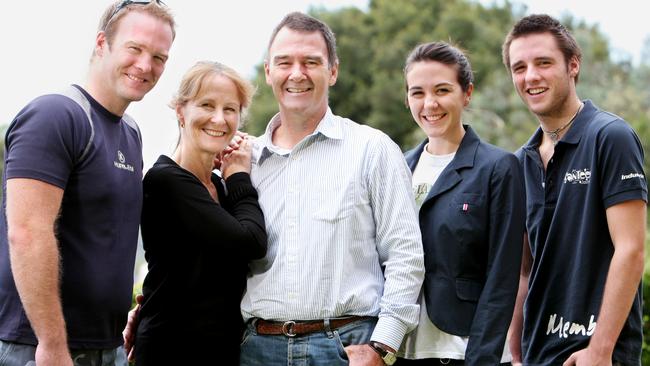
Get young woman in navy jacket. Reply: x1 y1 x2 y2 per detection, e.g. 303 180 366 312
397 42 525 366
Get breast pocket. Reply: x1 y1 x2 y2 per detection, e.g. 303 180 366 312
312 180 356 222
451 192 487 245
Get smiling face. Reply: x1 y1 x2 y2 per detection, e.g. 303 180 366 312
406 61 472 142
508 32 579 119
92 10 173 115
177 74 241 156
265 27 338 123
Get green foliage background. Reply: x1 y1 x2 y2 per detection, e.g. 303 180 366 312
244 0 650 361
1 0 648 361
245 0 650 169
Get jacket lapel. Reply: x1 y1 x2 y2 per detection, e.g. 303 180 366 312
405 139 427 172
421 125 480 205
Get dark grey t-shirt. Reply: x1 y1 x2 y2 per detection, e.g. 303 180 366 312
516 100 647 366
0 85 143 349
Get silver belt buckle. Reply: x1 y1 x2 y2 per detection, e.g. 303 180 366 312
282 320 297 337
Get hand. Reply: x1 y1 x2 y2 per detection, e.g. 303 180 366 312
562 347 612 366
220 136 253 178
213 131 249 170
344 344 384 366
212 154 223 171
35 342 73 366
123 294 143 362
222 131 249 156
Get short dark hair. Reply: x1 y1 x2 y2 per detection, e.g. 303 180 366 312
502 14 582 82
267 12 338 68
404 41 474 94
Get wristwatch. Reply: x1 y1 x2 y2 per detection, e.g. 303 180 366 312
368 341 397 365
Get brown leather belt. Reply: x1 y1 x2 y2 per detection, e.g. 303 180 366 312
255 316 369 337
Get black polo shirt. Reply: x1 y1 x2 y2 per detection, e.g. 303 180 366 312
516 100 647 366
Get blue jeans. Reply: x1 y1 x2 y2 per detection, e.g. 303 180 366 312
0 340 127 366
240 317 377 366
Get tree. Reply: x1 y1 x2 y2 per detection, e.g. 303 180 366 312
245 0 649 160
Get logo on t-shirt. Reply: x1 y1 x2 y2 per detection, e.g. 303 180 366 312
114 150 134 172
413 183 431 208
546 313 596 339
621 172 645 181
563 168 591 185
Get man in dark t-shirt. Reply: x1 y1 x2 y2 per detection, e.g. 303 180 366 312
502 15 647 366
0 2 175 365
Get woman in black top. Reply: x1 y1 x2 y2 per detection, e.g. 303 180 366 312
134 61 266 365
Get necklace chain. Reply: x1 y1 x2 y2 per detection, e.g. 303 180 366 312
542 102 584 145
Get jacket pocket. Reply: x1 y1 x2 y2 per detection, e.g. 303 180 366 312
455 278 483 302
451 192 486 245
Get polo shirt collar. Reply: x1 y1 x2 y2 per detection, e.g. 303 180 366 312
255 107 342 164
558 99 595 145
522 99 595 152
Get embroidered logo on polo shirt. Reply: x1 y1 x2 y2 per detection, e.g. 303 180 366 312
563 169 591 185
621 172 645 181
114 150 134 172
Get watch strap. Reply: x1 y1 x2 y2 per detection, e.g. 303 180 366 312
368 341 397 365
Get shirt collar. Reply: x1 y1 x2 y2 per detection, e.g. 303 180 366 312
558 99 595 145
254 107 342 164
522 99 594 151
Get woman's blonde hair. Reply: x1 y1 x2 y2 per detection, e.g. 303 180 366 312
170 61 255 120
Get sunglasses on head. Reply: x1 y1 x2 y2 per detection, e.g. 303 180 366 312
105 0 166 27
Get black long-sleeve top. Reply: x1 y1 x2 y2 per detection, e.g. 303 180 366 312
135 155 266 358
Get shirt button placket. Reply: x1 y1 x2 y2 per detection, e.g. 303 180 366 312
286 152 300 305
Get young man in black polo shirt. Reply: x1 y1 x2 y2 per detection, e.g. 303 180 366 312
502 14 647 366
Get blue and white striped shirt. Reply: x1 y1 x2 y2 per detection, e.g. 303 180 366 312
241 108 424 350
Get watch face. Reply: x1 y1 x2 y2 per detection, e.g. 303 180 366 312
383 353 397 365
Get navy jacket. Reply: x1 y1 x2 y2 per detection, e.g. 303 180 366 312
405 125 525 364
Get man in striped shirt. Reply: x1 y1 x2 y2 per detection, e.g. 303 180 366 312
239 12 425 366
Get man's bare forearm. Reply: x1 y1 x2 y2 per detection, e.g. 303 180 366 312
6 178 69 350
